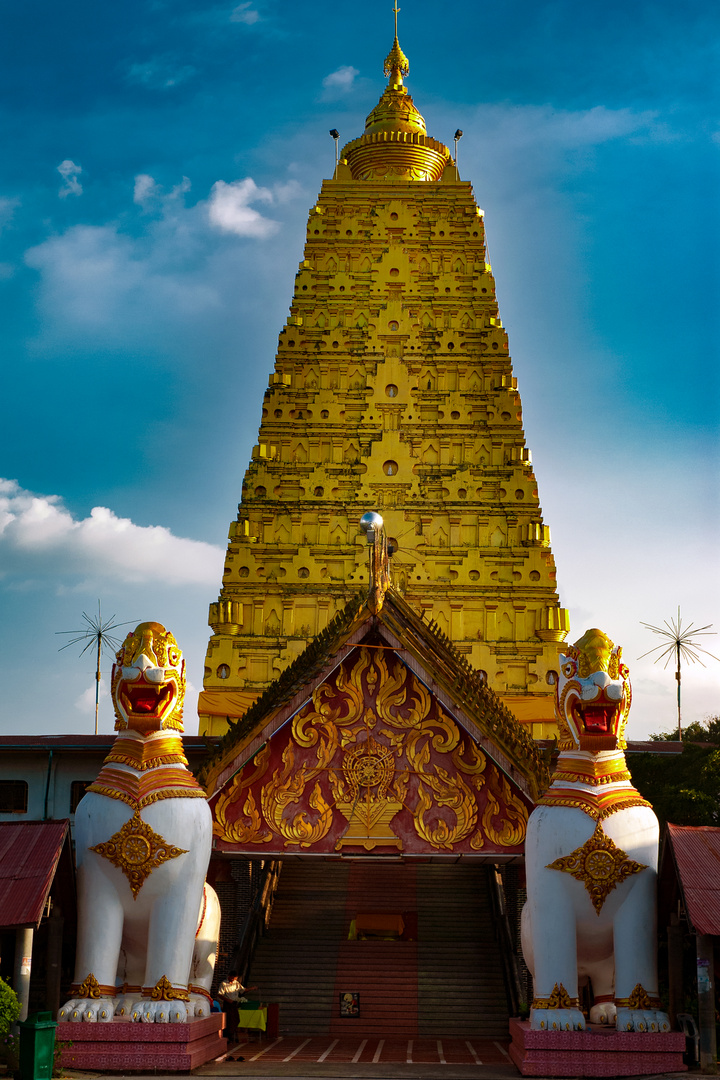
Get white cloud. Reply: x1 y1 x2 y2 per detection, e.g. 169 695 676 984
0 479 224 587
500 103 659 148
207 178 279 237
537 450 720 740
75 682 110 716
22 170 300 355
24 219 221 338
230 2 259 24
126 57 196 90
133 174 160 205
455 103 665 191
134 174 191 207
57 160 82 198
0 196 20 232
321 65 360 103
171 176 192 198
272 179 304 204
321 65 358 93
26 224 156 329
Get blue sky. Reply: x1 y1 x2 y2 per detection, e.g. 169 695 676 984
1 0 718 738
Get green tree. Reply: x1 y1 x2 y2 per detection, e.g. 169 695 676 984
649 716 720 744
628 717 720 827
0 976 20 1069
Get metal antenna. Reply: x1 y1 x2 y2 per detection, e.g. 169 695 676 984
57 602 134 734
639 607 719 741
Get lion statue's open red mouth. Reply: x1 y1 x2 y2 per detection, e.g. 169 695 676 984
111 622 185 733
557 629 631 751
119 674 176 719
571 699 622 737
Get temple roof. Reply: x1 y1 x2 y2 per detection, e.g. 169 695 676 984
0 820 71 929
198 570 551 803
660 824 720 936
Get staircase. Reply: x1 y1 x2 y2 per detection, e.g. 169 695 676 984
247 860 351 1034
330 861 418 1037
417 864 509 1038
248 859 510 1038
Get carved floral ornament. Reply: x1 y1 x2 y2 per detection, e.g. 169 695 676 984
144 975 190 1002
615 984 661 1010
69 974 117 1000
531 983 579 1011
212 647 530 855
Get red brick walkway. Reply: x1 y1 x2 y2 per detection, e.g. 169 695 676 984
225 1036 512 1066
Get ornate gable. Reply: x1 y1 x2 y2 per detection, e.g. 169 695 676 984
202 516 549 859
207 626 546 859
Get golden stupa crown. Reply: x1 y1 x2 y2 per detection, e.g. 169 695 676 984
340 24 451 182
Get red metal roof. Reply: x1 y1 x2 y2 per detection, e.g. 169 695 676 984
666 823 720 935
626 740 684 755
0 820 69 928
0 735 219 749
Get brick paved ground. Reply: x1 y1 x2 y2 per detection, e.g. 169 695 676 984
217 1035 513 1066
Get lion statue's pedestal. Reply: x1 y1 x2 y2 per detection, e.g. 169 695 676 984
511 629 686 1077
56 623 226 1071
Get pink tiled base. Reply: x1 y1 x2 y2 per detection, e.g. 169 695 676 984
509 1018 687 1077
57 1013 227 1072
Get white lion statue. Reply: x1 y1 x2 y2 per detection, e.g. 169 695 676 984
59 623 220 1024
521 628 670 1033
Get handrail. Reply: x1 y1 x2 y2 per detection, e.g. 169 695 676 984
232 859 282 984
488 865 524 1018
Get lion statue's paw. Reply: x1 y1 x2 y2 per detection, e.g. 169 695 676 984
114 995 141 1018
530 1007 585 1031
133 999 189 1024
589 1002 616 1025
616 1007 671 1033
58 998 84 1022
188 992 212 1018
58 998 116 1023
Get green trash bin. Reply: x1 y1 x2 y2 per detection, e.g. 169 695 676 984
18 1012 57 1080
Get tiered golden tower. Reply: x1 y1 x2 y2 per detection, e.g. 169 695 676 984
199 28 569 739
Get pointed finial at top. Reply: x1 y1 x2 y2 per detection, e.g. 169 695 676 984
384 1 409 83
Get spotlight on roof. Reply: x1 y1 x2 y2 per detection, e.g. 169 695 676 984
453 129 463 168
329 130 340 177
360 511 384 545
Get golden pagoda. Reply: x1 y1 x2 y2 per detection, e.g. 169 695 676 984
199 23 569 739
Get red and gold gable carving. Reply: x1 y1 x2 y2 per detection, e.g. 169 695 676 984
210 647 530 856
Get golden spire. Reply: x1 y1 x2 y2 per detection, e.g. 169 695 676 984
363 0 424 138
384 2 409 84
338 2 451 181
